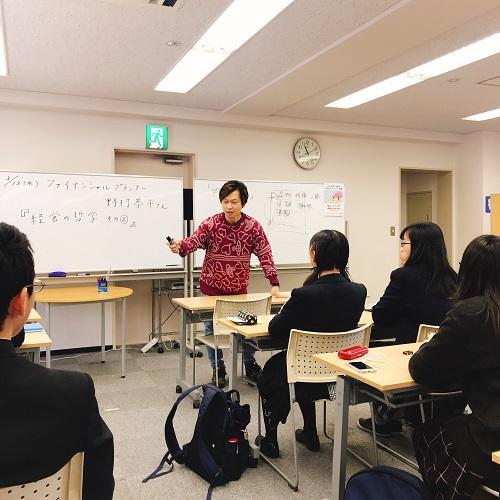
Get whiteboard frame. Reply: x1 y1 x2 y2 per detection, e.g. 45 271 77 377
193 178 346 268
0 170 186 275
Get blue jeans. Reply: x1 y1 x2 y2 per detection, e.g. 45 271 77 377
204 320 256 369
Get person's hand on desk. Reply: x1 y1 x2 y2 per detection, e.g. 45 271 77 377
271 286 290 298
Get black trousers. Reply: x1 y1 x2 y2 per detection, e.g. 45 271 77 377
257 350 329 426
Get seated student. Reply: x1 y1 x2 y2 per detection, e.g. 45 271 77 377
0 222 114 500
358 222 458 436
257 230 366 458
409 235 500 499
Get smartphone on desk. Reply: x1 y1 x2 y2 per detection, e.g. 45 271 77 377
347 361 376 373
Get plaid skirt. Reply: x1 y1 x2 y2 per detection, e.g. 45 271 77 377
412 417 499 499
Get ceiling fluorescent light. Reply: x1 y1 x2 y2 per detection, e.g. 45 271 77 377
0 4 7 76
155 0 294 93
462 108 500 121
326 32 500 109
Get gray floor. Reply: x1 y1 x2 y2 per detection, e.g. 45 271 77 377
51 346 421 500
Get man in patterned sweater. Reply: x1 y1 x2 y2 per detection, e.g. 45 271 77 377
169 180 281 387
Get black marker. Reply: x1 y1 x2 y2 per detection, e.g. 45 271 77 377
166 236 173 244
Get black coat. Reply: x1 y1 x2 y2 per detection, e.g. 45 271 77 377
409 296 500 457
0 340 114 500
268 273 367 345
258 274 366 424
372 266 454 344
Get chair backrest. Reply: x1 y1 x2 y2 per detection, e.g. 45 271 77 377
0 452 83 500
287 322 373 384
213 295 272 336
416 324 439 343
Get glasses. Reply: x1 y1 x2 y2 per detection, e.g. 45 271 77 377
400 241 411 247
26 279 45 293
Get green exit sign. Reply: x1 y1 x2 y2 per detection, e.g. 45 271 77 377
146 125 168 150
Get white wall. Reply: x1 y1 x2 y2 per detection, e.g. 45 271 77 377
0 105 459 298
0 101 462 346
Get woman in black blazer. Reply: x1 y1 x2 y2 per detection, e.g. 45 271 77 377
359 222 458 436
257 230 366 458
410 235 500 498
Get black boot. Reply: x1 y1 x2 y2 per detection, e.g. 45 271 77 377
211 361 227 388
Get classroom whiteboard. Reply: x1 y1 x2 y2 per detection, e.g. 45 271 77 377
0 171 184 274
193 179 345 266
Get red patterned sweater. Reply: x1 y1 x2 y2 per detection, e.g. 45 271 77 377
179 213 279 295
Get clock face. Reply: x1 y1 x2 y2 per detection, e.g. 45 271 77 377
293 137 321 170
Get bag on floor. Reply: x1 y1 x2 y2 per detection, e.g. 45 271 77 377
344 465 431 500
143 383 256 499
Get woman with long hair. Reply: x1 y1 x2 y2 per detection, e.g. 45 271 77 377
410 235 500 498
359 222 458 436
257 230 366 458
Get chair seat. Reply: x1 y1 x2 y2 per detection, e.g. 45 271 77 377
196 333 231 350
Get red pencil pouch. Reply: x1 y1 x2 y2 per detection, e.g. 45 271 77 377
338 345 368 360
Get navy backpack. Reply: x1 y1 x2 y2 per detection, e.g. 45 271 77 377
143 384 256 499
344 465 431 500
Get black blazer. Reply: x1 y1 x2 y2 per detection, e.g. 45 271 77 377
372 266 454 344
409 296 500 455
268 273 367 346
0 340 114 500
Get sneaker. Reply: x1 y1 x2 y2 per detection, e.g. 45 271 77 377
211 362 227 388
295 429 320 452
244 361 262 383
257 436 280 459
357 417 402 437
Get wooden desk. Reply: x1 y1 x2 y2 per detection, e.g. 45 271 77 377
28 308 42 323
36 286 133 378
314 343 423 500
217 315 275 390
172 294 288 404
493 451 500 465
18 330 53 367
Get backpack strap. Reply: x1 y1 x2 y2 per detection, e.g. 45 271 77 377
164 384 204 463
142 384 203 483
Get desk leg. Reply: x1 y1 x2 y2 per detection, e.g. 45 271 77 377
34 348 40 364
332 375 352 500
101 302 106 363
228 334 238 391
121 298 127 378
178 308 187 388
46 346 51 368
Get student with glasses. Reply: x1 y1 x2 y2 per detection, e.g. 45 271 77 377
0 222 114 499
358 222 458 436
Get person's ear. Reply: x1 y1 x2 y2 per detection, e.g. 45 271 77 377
9 288 29 318
310 248 316 265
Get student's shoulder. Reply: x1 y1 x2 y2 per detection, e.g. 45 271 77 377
35 364 94 395
389 265 421 282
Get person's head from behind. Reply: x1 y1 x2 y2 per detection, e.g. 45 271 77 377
219 180 248 223
399 222 456 296
305 229 350 285
0 223 35 337
457 234 500 333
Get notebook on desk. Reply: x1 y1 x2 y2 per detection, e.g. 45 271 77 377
24 322 44 333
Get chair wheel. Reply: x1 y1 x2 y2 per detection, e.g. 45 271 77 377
172 341 180 349
189 352 194 358
157 346 165 353
195 351 203 358
193 400 200 409
175 385 182 393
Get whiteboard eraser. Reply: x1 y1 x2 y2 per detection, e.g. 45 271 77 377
132 269 139 273
48 271 66 277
